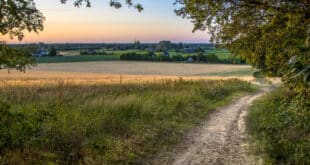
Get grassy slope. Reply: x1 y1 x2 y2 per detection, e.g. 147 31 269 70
0 79 256 164
247 88 310 164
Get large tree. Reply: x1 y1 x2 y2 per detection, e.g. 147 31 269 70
175 0 309 73
174 0 309 94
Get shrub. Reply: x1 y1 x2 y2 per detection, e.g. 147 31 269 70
205 53 219 63
171 55 185 61
247 88 310 164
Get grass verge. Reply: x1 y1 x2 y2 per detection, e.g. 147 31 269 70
0 79 256 164
247 87 310 164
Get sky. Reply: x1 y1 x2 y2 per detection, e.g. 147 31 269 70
5 0 210 43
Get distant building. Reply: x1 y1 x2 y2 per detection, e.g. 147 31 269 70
32 48 49 57
182 48 195 53
187 57 194 62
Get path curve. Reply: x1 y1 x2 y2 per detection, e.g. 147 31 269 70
151 89 269 165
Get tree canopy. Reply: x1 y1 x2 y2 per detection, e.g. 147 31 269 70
174 0 309 94
175 0 309 73
0 0 44 41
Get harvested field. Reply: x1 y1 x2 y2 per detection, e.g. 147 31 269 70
30 61 252 76
0 61 256 86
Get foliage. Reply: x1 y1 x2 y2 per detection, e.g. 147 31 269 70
171 54 185 61
60 0 143 11
175 0 309 79
0 79 256 164
35 54 119 63
0 0 44 41
80 50 107 55
205 53 218 63
156 40 173 51
120 52 153 61
119 51 246 64
48 46 57 56
247 87 310 164
283 52 310 97
0 43 35 71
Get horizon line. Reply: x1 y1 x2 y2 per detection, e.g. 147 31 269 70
8 41 214 45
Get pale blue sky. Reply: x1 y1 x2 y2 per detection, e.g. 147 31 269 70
8 0 210 43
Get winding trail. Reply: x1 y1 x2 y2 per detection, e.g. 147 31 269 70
151 88 270 165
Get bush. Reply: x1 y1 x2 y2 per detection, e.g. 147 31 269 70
80 50 107 55
247 88 310 164
171 55 185 61
156 54 171 61
205 53 219 63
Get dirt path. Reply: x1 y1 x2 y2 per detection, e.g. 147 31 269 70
151 88 270 165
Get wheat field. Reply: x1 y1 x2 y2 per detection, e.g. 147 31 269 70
0 61 256 86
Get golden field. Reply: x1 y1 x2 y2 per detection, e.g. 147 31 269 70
0 61 260 86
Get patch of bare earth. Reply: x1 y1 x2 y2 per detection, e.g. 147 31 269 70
150 89 269 165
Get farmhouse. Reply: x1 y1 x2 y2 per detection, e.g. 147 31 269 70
187 57 194 62
32 48 49 57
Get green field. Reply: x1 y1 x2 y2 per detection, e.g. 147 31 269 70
36 48 234 63
206 48 232 59
0 79 256 164
35 55 120 63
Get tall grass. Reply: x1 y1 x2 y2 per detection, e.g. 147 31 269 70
247 87 310 164
0 79 256 164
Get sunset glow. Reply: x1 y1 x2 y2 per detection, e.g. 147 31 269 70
4 0 210 43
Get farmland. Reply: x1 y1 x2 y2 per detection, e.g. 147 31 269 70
0 78 257 164
2 0 308 164
0 58 262 164
34 48 234 63
0 61 255 86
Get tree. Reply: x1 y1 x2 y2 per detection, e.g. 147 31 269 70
60 0 143 11
205 53 218 63
133 40 141 49
195 47 205 62
0 0 44 41
175 0 309 94
49 46 57 56
0 42 35 71
156 40 172 51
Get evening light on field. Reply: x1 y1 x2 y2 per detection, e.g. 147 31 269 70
0 0 309 164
